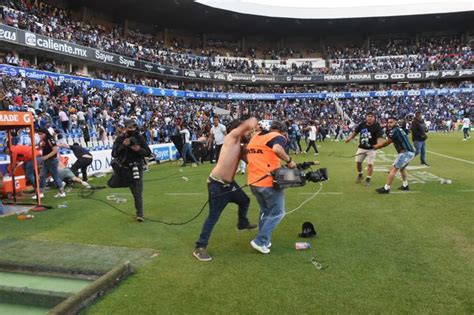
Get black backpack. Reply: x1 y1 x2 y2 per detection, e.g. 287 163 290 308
299 222 316 238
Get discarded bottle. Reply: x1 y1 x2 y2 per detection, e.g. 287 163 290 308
440 179 452 184
17 214 34 221
295 242 311 250
58 204 68 208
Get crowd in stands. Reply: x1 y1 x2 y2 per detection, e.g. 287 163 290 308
328 37 472 74
1 73 471 152
1 0 472 76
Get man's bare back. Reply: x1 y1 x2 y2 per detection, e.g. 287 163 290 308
211 118 258 183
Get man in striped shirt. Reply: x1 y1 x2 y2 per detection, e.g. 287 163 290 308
373 117 415 194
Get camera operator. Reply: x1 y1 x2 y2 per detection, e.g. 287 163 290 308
247 121 296 254
110 118 152 222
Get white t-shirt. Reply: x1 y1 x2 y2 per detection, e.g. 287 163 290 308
211 123 226 145
308 126 317 141
180 129 191 144
59 111 69 122
463 118 471 128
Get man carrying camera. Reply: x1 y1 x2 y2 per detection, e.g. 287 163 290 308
247 121 296 254
110 118 152 222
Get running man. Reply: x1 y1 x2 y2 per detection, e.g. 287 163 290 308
345 112 383 186
373 117 415 194
193 118 258 262
462 114 471 141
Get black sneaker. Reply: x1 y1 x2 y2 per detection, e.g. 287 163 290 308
136 216 144 222
398 185 410 191
421 163 430 166
237 223 258 231
376 187 390 194
364 178 371 186
193 247 212 262
356 174 364 183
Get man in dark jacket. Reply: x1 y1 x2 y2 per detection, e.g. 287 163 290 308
110 118 152 222
58 143 93 181
411 111 429 166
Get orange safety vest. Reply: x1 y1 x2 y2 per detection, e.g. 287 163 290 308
247 132 283 187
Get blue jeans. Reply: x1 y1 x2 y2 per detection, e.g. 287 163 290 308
250 186 285 247
39 157 63 191
0 202 5 215
413 141 427 164
196 179 250 248
182 142 198 164
23 157 43 188
463 127 470 139
289 136 298 153
393 152 415 169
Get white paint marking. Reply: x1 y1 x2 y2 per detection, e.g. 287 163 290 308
458 189 474 192
427 150 474 165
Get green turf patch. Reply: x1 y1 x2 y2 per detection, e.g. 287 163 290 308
0 239 158 275
0 302 49 315
0 133 472 314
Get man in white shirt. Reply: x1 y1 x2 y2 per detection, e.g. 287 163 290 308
208 116 227 163
180 124 199 166
304 121 319 155
58 108 69 133
462 115 471 141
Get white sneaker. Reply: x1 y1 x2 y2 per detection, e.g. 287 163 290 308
267 242 272 248
32 193 44 199
250 240 270 254
54 192 66 198
81 181 91 188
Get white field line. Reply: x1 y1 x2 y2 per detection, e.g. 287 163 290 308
427 150 474 165
458 189 474 192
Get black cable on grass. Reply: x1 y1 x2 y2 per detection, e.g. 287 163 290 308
78 173 270 226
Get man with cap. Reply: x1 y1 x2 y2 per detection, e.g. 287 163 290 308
111 118 152 222
246 120 297 254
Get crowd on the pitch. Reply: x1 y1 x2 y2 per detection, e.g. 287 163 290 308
1 0 472 76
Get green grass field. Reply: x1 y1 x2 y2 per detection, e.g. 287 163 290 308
1 132 473 314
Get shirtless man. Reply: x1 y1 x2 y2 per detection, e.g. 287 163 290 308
193 117 258 262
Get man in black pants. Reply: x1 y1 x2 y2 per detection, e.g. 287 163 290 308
58 143 93 181
305 121 319 155
193 117 258 262
110 119 152 222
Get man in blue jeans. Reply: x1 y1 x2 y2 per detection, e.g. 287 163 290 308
179 124 199 167
411 111 429 166
246 121 297 254
193 118 258 262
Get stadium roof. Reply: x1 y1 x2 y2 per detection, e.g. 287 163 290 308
65 0 474 36
195 0 474 19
